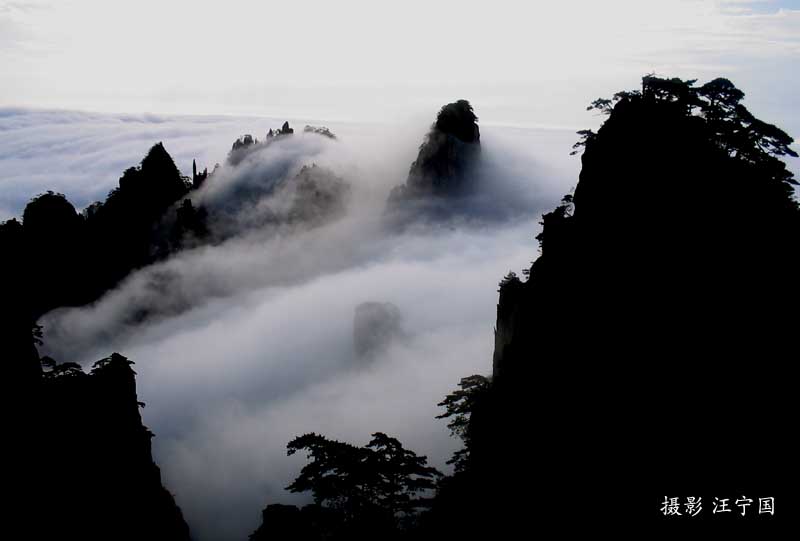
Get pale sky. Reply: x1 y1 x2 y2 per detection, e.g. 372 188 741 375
1 1 799 131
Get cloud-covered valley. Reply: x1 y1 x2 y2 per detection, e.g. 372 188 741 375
4 105 579 540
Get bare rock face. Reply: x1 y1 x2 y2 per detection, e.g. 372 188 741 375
389 99 480 202
353 302 403 359
385 100 482 227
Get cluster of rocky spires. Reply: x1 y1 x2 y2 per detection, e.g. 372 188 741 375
227 121 335 166
231 123 336 154
4 76 798 539
231 121 294 155
228 122 294 165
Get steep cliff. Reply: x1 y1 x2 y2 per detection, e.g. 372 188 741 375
435 76 799 537
9 353 191 540
386 100 481 223
403 98 480 195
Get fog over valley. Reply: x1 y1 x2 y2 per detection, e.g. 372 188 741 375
4 106 574 540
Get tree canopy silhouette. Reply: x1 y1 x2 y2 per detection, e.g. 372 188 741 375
436 374 490 472
286 432 441 518
251 432 441 540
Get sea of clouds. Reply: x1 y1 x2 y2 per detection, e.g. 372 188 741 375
6 105 581 540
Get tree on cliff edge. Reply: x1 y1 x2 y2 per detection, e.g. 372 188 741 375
427 74 798 537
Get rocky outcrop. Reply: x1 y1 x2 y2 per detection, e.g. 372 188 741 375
228 134 259 165
386 100 481 224
303 125 336 139
192 159 208 190
353 302 403 359
9 353 191 541
392 100 480 197
228 122 297 166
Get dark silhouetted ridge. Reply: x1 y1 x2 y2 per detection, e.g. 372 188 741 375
419 76 799 538
2 142 200 540
8 352 191 540
0 142 197 330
